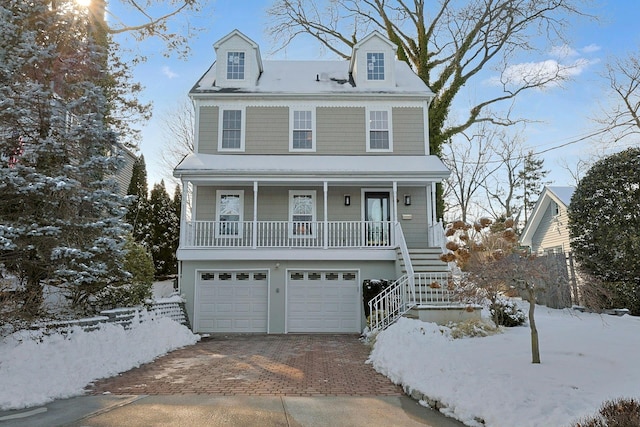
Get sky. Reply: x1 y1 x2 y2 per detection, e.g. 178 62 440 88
2 297 639 427
108 0 640 194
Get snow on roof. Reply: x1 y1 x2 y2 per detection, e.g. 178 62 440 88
547 186 575 207
174 153 449 181
191 60 432 95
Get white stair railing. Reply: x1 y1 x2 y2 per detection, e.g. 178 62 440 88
367 274 414 331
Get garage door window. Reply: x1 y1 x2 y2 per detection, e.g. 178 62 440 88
216 190 244 238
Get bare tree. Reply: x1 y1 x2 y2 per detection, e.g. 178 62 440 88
443 122 503 223
595 49 640 148
158 98 195 184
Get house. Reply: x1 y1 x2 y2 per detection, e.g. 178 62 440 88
173 30 451 334
519 186 575 255
109 143 138 197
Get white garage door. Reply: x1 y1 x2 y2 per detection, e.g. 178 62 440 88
196 270 268 333
287 271 360 333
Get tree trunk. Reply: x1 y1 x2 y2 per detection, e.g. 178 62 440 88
528 287 540 364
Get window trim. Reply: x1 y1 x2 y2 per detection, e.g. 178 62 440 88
366 107 393 152
289 108 316 152
215 190 244 238
226 51 246 81
218 107 245 152
366 52 385 81
288 190 317 238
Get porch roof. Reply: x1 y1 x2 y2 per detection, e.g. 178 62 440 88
173 154 450 183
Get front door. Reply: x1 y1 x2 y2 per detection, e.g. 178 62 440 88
364 192 391 246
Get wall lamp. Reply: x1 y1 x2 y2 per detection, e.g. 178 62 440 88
404 194 411 206
344 194 351 206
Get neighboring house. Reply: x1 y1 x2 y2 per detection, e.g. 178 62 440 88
174 29 451 334
109 143 137 197
520 186 575 255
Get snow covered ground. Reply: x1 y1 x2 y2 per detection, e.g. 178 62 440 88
1 301 638 427
369 304 640 427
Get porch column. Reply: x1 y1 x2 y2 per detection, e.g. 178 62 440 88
180 179 190 247
392 181 398 246
323 181 328 249
253 181 258 249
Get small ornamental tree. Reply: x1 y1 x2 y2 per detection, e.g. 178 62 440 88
568 147 640 315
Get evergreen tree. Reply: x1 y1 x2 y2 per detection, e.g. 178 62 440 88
518 151 550 224
0 0 129 314
124 154 150 244
147 181 178 277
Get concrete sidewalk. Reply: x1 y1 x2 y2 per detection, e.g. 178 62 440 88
1 395 466 427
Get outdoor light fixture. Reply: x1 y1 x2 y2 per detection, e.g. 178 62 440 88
404 194 411 206
344 195 351 206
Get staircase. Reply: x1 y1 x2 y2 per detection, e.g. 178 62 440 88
397 248 449 275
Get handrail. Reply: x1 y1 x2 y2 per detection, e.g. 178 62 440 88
367 275 414 331
394 222 415 300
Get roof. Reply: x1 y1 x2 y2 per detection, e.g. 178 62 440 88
173 154 450 184
190 60 432 96
519 186 575 247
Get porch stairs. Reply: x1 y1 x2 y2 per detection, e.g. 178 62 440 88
367 239 480 332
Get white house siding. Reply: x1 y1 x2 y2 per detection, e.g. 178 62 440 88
179 259 397 333
198 106 218 154
531 202 571 253
392 107 425 155
316 107 366 154
245 107 289 154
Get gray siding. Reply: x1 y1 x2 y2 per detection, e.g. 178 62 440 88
198 106 218 154
392 107 425 155
317 107 366 154
195 186 254 221
397 186 429 248
245 107 289 154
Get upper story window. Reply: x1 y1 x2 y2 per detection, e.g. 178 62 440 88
220 109 244 151
216 190 244 238
367 53 385 80
227 52 245 80
291 109 315 151
367 109 391 151
552 201 560 216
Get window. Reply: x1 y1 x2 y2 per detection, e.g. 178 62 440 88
216 190 244 237
367 109 391 151
289 190 316 237
291 110 314 150
367 53 385 80
227 52 245 80
552 201 560 216
220 109 243 150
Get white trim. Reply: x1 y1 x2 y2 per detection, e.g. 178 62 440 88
366 51 386 81
288 190 317 238
361 188 394 222
225 51 247 81
194 268 270 333
215 190 245 238
217 106 246 152
284 268 360 333
196 99 425 108
178 248 397 261
289 107 316 152
366 107 393 152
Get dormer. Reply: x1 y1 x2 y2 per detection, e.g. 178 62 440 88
213 29 263 89
349 31 397 88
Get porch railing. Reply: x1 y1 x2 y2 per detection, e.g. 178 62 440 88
367 271 453 332
183 220 394 249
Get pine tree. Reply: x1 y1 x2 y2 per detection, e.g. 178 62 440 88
0 0 129 314
518 151 550 224
147 181 178 277
125 155 150 244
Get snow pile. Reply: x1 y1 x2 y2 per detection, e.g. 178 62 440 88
369 306 640 427
0 316 200 410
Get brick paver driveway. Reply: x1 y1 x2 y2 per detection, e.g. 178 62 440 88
87 335 403 397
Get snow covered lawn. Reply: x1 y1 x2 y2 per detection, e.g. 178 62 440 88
0 315 200 410
369 304 640 427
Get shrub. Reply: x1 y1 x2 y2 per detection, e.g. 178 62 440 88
572 397 640 427
490 298 526 327
448 319 500 339
93 282 152 310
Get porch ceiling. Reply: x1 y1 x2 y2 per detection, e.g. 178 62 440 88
174 154 450 185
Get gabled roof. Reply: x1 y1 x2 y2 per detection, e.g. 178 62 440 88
349 31 397 72
519 186 575 247
190 60 431 96
213 29 263 73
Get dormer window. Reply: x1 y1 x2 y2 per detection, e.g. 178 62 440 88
367 53 385 80
227 52 245 80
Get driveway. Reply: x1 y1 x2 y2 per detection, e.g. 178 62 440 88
87 334 402 396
